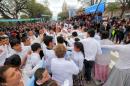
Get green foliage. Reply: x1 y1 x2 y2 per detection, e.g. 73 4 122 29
20 15 29 19
0 22 15 27
106 3 119 12
26 0 52 19
58 11 69 20
0 0 52 20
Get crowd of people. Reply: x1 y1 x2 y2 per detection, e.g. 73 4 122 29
0 13 130 86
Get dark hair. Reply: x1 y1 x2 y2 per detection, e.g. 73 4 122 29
10 38 21 48
87 29 95 37
0 66 11 86
57 36 64 44
21 36 28 42
39 50 44 59
74 38 80 42
0 36 2 41
4 54 21 67
0 36 5 41
31 43 41 52
74 42 85 58
43 36 53 46
72 32 78 37
0 28 5 32
34 68 45 86
101 31 109 39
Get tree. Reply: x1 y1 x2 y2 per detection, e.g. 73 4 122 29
76 7 83 15
106 3 119 17
119 0 130 18
0 0 52 20
26 0 52 19
20 14 29 19
58 11 69 20
0 0 27 18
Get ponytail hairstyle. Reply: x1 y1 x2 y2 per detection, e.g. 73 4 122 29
74 42 85 58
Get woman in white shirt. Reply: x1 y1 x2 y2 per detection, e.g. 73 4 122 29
95 31 114 84
51 44 79 86
102 40 130 86
72 42 86 86
24 43 42 78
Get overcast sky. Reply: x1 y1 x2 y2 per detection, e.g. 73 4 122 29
37 0 80 14
36 0 116 19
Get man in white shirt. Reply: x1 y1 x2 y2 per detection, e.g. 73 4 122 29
81 29 102 83
43 36 56 73
9 38 29 67
30 43 41 67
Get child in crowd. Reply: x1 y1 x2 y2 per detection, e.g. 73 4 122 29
72 42 86 86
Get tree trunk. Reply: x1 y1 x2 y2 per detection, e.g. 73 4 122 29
120 7 125 18
0 9 11 19
111 11 113 17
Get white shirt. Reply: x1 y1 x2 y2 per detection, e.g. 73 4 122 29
29 53 41 67
81 37 102 61
44 48 56 73
29 35 36 44
41 42 47 53
7 46 29 60
51 58 79 86
102 44 130 69
96 39 114 65
0 46 7 66
72 51 84 71
4 44 12 56
68 37 79 47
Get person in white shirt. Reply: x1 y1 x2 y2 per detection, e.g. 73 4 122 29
0 36 10 66
4 36 12 54
102 41 130 86
51 44 79 86
56 36 67 46
28 30 37 44
9 38 29 67
72 42 86 86
43 36 56 73
95 31 114 84
30 43 41 67
68 31 79 47
24 43 42 78
21 36 31 53
81 29 102 83
0 45 6 66
37 28 45 43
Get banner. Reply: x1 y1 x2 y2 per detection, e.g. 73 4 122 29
84 2 105 14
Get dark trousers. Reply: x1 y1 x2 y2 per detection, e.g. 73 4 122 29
84 59 95 81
